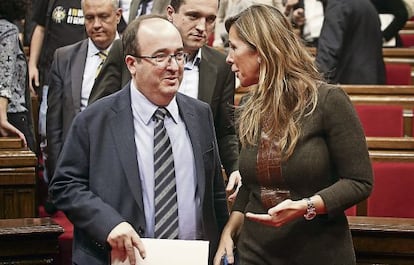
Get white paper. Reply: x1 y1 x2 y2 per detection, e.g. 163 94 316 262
111 238 209 265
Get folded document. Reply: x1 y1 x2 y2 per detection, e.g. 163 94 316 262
111 238 209 265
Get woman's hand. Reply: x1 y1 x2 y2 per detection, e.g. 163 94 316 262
213 232 236 265
0 97 27 147
246 199 306 227
213 211 244 265
246 195 326 227
226 170 242 202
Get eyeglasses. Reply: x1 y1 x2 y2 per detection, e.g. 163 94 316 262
133 51 187 66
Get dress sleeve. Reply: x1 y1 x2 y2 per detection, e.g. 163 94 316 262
317 86 373 215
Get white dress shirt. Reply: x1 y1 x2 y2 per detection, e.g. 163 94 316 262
179 49 201 99
130 82 202 239
81 35 119 111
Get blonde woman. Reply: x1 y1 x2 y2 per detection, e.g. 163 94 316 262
214 5 373 265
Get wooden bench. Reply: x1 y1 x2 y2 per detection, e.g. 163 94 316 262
0 137 38 219
235 85 414 136
348 216 414 265
367 136 414 162
350 137 414 264
341 85 414 136
306 47 414 84
351 137 414 217
403 20 414 31
0 217 63 264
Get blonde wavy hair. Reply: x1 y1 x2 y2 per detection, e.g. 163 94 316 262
225 4 322 159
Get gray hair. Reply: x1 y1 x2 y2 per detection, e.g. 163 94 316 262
81 0 119 10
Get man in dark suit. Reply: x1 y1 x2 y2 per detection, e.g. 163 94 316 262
46 0 121 178
315 0 386 84
89 0 241 198
49 15 228 264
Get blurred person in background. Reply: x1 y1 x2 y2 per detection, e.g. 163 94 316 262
28 0 86 182
316 0 386 84
371 0 410 47
0 0 36 152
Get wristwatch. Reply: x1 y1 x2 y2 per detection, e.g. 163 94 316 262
303 197 317 220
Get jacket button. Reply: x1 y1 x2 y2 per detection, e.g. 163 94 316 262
138 227 145 237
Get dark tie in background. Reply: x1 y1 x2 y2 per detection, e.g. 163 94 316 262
140 0 151 16
95 50 108 78
153 107 179 239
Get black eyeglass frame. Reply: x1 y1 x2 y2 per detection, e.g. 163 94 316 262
131 51 187 65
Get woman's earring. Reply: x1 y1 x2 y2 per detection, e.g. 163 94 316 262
257 57 262 64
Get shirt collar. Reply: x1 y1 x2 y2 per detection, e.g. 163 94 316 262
130 81 179 125
86 33 120 57
184 49 202 70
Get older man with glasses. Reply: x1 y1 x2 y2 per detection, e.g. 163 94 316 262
89 0 242 200
49 15 229 265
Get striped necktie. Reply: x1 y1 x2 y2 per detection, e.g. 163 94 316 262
153 107 179 239
96 50 108 78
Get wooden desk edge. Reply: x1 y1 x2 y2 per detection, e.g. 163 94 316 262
348 216 414 234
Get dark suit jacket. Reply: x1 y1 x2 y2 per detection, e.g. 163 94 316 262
49 85 229 264
46 39 88 178
128 0 169 22
89 40 239 176
316 0 386 84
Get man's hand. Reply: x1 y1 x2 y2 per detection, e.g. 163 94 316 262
292 8 305 27
107 222 146 265
28 64 39 95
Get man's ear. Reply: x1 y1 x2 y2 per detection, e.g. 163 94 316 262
166 5 174 22
125 55 137 75
116 8 122 24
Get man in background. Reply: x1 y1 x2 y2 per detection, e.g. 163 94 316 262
315 0 386 84
49 15 228 264
89 0 241 198
28 0 85 183
46 0 121 180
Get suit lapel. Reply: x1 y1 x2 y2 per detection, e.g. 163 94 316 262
109 85 144 211
71 40 88 113
198 47 217 105
176 94 206 203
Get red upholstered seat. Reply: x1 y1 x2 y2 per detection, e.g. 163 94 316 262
345 205 356 216
400 34 414 48
385 63 412 85
412 108 414 136
39 206 73 265
367 162 414 218
354 105 404 137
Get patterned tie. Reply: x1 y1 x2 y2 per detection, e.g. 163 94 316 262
95 50 108 78
153 107 179 239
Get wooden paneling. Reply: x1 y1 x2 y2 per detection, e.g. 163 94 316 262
0 137 37 219
349 216 414 265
